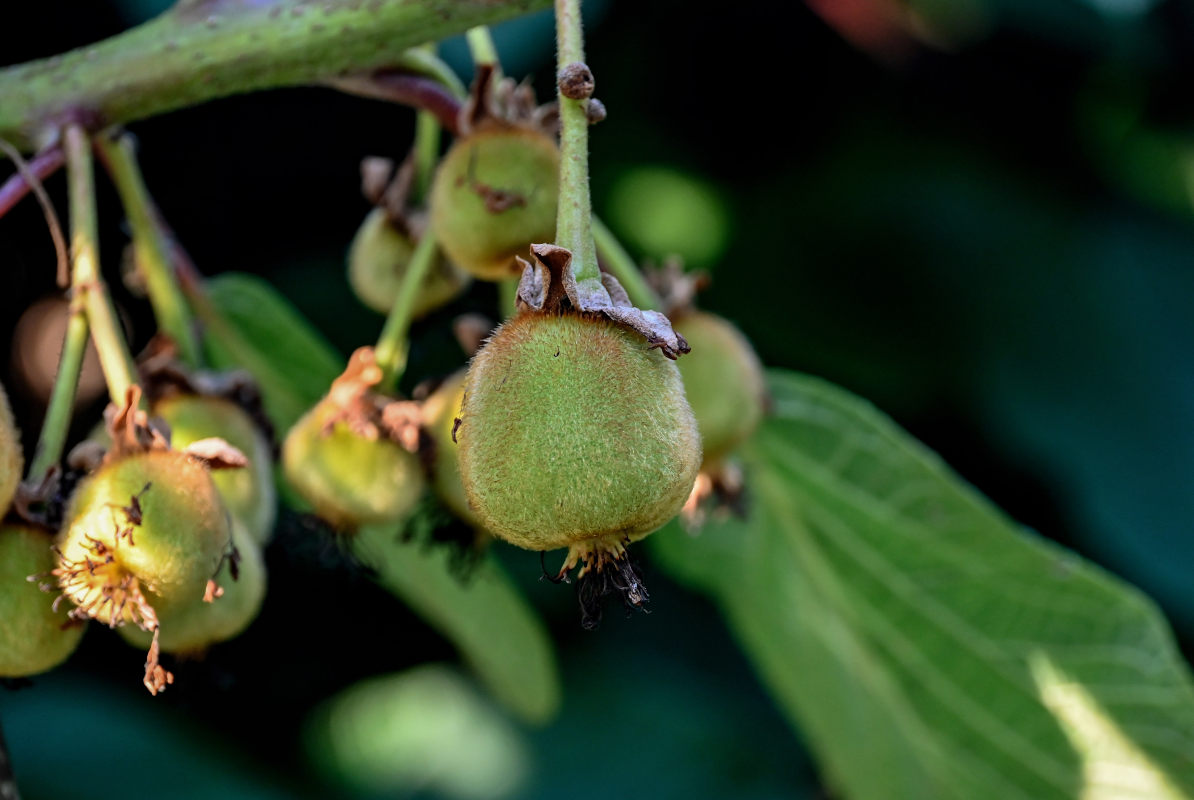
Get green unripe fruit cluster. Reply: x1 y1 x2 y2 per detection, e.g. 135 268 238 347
57 449 231 627
0 382 23 513
457 312 701 553
154 394 276 545
429 127 559 281
673 311 766 465
282 401 426 531
0 524 85 677
119 520 265 654
348 207 470 317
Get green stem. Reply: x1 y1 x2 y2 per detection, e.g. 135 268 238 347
553 0 599 287
466 26 501 74
0 0 549 153
97 133 204 367
498 277 520 318
375 231 439 391
26 301 89 481
592 216 659 310
413 110 441 204
63 125 139 405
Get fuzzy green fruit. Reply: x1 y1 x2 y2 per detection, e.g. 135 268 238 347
421 370 478 527
118 521 265 654
429 127 559 281
348 208 470 317
154 394 276 546
457 313 701 558
282 401 426 531
56 449 232 627
0 382 23 514
673 311 766 465
0 524 85 677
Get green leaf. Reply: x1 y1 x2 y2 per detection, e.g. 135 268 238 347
352 524 561 725
198 272 343 433
651 369 1194 800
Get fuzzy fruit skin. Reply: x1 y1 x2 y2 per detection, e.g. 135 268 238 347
118 521 265 654
282 401 426 531
673 311 767 465
429 127 559 280
0 525 85 677
457 313 702 551
58 449 231 624
348 208 470 317
421 370 478 526
154 394 276 546
0 382 23 514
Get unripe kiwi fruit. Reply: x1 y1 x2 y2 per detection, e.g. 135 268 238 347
672 311 767 465
421 370 477 527
0 382 23 514
457 312 701 553
153 394 276 546
429 127 559 280
282 400 426 531
0 524 85 677
118 521 265 654
56 449 232 626
348 208 470 317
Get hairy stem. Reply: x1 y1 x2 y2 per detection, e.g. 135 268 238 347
63 125 139 405
0 0 549 153
592 216 659 310
466 26 501 74
553 0 599 289
375 231 439 391
27 303 89 481
97 133 203 367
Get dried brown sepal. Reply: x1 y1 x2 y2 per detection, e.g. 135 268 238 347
13 467 61 528
316 347 423 454
585 98 607 125
143 624 174 696
182 438 249 470
515 244 691 359
104 385 171 462
458 63 559 138
644 257 711 318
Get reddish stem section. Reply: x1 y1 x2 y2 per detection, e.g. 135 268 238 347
0 144 64 220
325 72 463 134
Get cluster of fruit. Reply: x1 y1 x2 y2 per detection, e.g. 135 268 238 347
0 47 767 693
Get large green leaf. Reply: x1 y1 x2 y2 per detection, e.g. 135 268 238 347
651 369 1194 800
197 272 343 432
352 524 561 726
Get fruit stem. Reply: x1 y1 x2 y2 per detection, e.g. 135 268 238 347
26 297 89 482
466 26 502 75
375 230 440 391
96 133 204 368
592 216 660 310
63 124 139 406
413 110 441 204
0 0 551 153
553 0 600 290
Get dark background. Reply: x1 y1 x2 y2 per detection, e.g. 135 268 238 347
2 0 1193 797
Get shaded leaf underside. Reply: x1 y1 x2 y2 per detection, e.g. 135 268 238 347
652 369 1194 800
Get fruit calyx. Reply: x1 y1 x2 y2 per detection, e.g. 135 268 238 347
515 243 691 359
318 347 423 454
458 64 559 139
